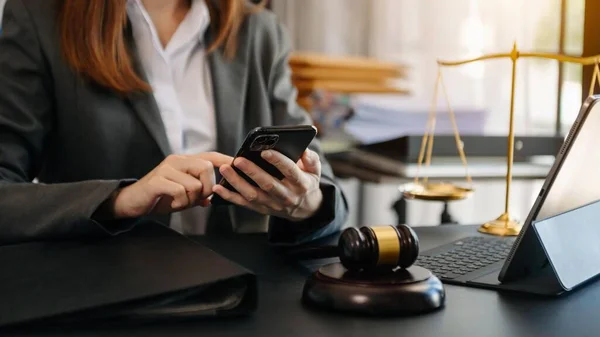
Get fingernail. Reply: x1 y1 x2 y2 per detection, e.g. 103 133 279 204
262 151 272 159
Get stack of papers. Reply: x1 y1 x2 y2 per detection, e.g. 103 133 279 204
344 94 488 144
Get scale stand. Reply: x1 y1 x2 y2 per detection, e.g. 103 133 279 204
441 202 457 225
392 197 457 226
391 196 406 226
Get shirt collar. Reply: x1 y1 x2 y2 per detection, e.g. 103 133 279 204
127 0 210 44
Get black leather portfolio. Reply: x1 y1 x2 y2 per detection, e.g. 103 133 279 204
0 221 257 328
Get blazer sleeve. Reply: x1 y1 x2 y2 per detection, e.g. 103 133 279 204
264 19 349 245
0 0 138 245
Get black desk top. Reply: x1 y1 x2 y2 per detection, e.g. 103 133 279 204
9 225 600 337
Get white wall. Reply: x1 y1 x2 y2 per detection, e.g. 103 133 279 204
270 0 372 56
365 0 569 136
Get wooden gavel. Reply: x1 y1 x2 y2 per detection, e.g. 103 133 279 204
338 224 419 272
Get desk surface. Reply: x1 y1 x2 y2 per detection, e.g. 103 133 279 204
10 225 600 337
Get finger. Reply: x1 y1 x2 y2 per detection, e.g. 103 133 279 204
163 156 215 199
212 185 250 208
233 157 294 209
196 151 234 168
261 150 308 187
160 166 204 204
297 158 306 172
212 185 268 214
196 161 216 200
300 149 321 176
219 164 275 206
148 176 189 210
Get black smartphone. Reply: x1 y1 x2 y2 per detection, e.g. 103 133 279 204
211 125 318 206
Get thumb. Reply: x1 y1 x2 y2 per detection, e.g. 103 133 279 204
196 152 234 167
300 149 321 176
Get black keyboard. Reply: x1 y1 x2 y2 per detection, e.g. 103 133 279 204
415 236 515 280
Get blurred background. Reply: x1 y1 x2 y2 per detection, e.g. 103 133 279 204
267 0 596 229
271 0 585 134
1 0 597 229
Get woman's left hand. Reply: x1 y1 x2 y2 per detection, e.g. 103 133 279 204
212 149 324 221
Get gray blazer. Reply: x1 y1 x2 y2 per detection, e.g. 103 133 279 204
0 0 348 245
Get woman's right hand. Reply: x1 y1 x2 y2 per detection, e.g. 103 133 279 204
107 152 233 219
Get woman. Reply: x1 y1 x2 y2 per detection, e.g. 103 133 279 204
0 0 348 244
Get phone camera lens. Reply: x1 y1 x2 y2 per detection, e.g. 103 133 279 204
266 135 279 148
250 135 279 151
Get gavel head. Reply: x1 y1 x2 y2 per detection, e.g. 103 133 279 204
338 224 419 272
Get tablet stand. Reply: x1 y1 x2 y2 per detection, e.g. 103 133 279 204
532 199 600 292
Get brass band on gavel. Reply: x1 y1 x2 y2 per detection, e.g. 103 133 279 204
338 224 419 272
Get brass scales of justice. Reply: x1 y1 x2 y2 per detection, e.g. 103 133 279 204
401 42 600 236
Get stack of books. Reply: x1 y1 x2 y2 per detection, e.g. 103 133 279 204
288 52 410 113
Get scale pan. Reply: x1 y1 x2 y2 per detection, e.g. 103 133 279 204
401 182 473 201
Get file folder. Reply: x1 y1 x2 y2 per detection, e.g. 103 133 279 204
0 221 257 328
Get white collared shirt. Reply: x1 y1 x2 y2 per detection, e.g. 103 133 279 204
127 0 216 234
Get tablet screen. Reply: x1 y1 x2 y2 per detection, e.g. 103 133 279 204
535 99 600 221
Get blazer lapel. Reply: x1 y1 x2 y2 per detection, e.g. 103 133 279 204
126 90 172 157
205 24 250 156
124 25 172 157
